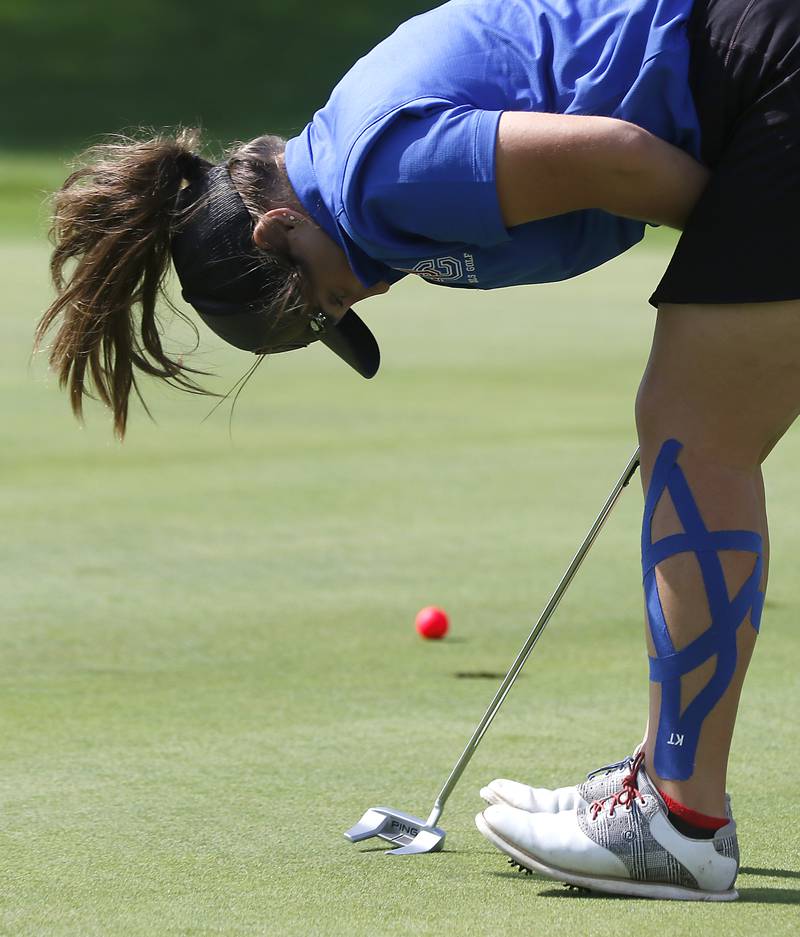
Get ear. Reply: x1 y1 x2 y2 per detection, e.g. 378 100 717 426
253 209 305 251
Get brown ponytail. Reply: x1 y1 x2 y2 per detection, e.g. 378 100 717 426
35 129 213 439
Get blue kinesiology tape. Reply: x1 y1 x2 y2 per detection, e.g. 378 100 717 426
642 439 764 781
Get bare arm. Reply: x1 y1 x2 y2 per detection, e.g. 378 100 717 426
495 111 709 230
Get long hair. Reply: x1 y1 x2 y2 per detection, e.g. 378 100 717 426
34 128 303 438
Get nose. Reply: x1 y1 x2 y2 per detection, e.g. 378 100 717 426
350 282 390 308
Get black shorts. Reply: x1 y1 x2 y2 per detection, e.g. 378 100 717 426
650 0 800 307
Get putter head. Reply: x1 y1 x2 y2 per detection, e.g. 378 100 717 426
344 806 446 856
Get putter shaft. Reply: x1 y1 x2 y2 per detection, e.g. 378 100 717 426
424 448 641 828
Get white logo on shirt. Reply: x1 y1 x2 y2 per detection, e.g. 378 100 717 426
396 252 479 284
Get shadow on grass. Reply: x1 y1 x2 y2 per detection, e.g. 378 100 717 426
355 846 457 854
528 885 800 904
491 873 624 899
500 872 800 904
537 886 627 901
417 636 468 644
490 870 550 884
738 888 800 904
740 866 800 880
492 874 800 905
454 671 510 679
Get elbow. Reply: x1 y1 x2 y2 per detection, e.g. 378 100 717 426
615 122 657 183
582 121 657 218
539 119 655 218
599 122 708 229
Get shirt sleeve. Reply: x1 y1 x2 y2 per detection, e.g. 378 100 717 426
338 100 512 257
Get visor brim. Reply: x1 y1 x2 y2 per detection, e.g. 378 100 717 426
185 295 380 378
320 308 380 379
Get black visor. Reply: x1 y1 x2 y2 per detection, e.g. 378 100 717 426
170 164 380 378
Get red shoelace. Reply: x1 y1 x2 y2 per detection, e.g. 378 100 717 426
589 751 647 820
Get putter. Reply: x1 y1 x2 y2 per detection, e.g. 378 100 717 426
344 448 641 855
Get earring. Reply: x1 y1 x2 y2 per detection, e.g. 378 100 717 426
309 311 328 333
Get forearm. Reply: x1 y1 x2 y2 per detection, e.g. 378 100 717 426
496 112 710 231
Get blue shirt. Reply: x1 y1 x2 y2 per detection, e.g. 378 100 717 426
284 0 700 291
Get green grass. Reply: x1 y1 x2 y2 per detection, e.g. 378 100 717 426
0 152 70 239
1 157 798 936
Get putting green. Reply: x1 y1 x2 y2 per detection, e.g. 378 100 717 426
1 157 798 936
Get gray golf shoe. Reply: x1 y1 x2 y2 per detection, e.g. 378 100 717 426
476 753 739 901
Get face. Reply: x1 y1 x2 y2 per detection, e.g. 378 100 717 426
252 209 390 323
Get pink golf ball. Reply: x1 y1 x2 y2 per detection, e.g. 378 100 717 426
415 606 449 640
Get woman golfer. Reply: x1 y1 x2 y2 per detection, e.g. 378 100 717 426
38 0 799 900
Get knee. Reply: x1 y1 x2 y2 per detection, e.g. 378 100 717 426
635 374 762 473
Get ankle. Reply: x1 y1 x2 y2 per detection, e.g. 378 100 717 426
644 755 727 817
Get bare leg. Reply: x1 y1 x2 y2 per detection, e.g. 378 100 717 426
635 301 800 816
